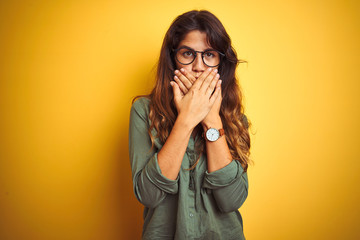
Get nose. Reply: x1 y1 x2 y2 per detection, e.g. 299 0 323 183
192 53 207 73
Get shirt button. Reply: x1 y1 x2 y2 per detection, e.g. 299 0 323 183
189 213 194 217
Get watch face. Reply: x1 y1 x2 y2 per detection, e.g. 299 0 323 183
206 128 220 142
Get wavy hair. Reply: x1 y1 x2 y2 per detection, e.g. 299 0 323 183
133 10 253 171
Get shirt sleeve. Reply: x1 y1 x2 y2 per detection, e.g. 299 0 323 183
202 114 250 213
202 159 249 213
129 98 179 209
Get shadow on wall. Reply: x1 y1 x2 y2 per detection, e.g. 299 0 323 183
106 60 156 240
107 122 144 240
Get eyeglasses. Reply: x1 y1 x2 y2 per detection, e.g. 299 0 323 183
173 46 225 67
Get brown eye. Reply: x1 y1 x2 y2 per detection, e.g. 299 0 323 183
204 51 216 58
182 51 194 58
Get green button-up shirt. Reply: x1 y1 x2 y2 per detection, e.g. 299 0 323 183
129 97 249 240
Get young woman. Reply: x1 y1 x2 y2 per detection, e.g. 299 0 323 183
129 10 252 240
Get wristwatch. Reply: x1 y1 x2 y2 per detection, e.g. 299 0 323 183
205 127 224 142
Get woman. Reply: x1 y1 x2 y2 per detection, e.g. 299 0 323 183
129 10 252 240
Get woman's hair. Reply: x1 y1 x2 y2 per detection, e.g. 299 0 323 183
133 10 252 171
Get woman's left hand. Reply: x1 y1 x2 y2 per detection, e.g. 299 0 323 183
174 68 223 127
173 68 196 94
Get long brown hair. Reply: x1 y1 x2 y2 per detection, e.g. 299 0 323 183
133 10 253 171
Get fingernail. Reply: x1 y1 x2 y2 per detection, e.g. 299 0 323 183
174 70 179 74
216 73 220 78
180 68 185 72
219 80 222 85
213 69 218 73
170 81 174 86
207 68 212 72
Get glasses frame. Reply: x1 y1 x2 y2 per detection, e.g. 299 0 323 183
172 46 225 68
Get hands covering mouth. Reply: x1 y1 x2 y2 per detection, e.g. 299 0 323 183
170 67 223 130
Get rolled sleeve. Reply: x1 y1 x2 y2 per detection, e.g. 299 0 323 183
203 160 239 189
143 152 179 194
202 160 249 213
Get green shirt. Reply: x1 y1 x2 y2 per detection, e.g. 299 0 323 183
129 97 249 240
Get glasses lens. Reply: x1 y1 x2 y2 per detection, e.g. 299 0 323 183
203 50 221 67
176 48 195 65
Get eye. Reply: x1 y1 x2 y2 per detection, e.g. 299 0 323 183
204 51 216 58
182 51 194 57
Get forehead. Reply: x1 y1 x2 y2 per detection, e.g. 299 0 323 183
178 30 212 50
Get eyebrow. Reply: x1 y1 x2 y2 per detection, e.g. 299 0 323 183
178 45 215 52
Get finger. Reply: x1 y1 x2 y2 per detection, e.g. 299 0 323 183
174 75 188 95
192 67 213 90
170 81 183 102
209 80 222 105
205 73 220 97
180 68 196 84
200 68 218 92
174 69 192 91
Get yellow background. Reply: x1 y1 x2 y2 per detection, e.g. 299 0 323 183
1 0 359 239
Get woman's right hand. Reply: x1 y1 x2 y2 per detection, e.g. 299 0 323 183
170 68 221 129
173 68 196 95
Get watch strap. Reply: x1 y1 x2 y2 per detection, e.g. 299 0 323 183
218 128 225 137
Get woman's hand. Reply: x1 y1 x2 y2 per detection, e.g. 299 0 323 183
172 68 223 129
173 68 196 95
170 68 221 129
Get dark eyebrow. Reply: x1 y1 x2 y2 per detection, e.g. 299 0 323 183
177 45 195 51
177 45 216 52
